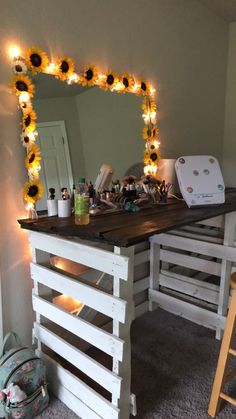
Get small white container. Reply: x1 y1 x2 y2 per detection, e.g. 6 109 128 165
47 199 58 217
58 199 71 218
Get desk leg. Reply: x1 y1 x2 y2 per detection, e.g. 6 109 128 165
31 248 51 349
113 246 135 418
217 212 236 339
149 242 160 312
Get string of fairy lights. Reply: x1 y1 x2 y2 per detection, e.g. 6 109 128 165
9 46 160 214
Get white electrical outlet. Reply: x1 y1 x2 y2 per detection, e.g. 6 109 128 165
175 155 225 208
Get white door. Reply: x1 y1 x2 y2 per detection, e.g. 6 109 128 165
36 121 73 211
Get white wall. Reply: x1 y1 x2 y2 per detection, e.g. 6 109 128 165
0 0 229 344
75 88 143 181
222 22 236 186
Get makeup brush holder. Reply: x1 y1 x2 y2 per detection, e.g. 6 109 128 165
47 199 58 216
58 199 71 218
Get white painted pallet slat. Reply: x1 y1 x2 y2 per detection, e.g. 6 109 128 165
196 215 224 228
135 301 149 318
169 229 223 244
133 276 149 295
29 231 129 280
160 248 221 276
161 269 219 292
149 242 160 312
34 323 122 399
159 271 219 304
31 263 127 323
134 250 150 266
151 233 236 261
53 383 101 419
32 295 124 361
149 289 226 330
37 350 119 419
112 246 134 414
134 241 149 253
176 225 223 238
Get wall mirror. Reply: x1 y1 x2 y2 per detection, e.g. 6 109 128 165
32 74 144 210
10 46 159 214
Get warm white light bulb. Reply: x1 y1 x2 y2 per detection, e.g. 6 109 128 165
149 86 156 96
67 73 79 84
19 92 30 103
45 62 57 74
25 202 34 211
8 45 21 59
144 165 158 175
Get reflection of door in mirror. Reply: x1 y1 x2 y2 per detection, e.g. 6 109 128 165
37 121 73 210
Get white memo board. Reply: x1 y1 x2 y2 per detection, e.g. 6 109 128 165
175 155 225 208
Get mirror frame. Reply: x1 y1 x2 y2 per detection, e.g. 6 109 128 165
11 46 160 212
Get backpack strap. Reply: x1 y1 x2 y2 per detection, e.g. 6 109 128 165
0 332 22 357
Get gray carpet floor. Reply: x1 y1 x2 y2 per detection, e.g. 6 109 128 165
37 308 236 418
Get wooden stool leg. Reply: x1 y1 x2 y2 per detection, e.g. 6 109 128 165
208 290 236 417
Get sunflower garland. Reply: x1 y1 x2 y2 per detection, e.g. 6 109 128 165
12 57 28 75
102 71 118 91
23 179 44 204
22 109 37 132
11 45 160 214
81 65 98 87
120 73 135 93
138 79 151 96
21 131 37 148
144 147 160 166
56 56 74 80
143 124 159 141
25 145 41 170
11 74 35 97
25 46 49 73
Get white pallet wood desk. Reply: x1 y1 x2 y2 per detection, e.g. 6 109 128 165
18 189 236 418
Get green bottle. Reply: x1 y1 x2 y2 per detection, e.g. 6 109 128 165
74 177 90 225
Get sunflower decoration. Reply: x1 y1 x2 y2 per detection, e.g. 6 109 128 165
56 56 74 81
12 57 28 75
23 179 44 204
22 109 37 132
136 79 151 96
25 46 49 73
11 74 35 98
25 144 41 170
21 131 37 148
81 65 98 87
142 96 157 114
143 124 159 141
144 146 160 166
120 73 134 93
102 71 118 91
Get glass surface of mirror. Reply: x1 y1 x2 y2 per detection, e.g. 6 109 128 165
32 74 144 210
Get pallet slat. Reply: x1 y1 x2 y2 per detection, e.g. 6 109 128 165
34 323 122 399
160 248 221 276
37 350 119 419
133 276 149 295
134 250 150 266
159 271 219 304
151 233 236 261
29 231 129 280
31 263 127 323
33 295 124 361
149 289 226 330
